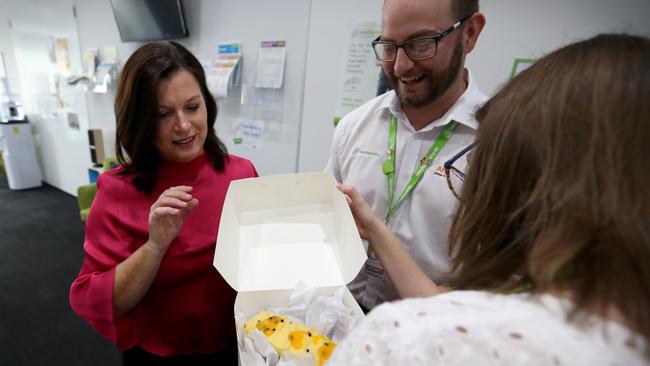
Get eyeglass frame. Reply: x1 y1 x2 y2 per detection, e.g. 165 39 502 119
443 143 475 199
371 15 472 62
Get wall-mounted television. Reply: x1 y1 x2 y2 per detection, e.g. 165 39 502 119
109 0 189 43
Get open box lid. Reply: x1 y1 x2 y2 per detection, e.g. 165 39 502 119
213 172 367 292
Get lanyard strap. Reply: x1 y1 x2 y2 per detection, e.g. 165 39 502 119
383 115 459 222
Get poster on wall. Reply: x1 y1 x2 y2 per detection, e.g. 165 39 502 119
54 37 72 77
333 22 381 126
102 46 119 64
233 118 265 149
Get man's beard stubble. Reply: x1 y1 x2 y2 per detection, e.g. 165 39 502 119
394 36 465 108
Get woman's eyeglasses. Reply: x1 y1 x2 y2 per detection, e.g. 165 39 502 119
443 143 475 200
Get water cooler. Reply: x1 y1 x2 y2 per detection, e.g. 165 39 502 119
0 77 42 190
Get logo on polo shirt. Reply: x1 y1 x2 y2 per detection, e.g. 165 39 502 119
433 165 447 177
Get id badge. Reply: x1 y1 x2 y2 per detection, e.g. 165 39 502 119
364 255 385 279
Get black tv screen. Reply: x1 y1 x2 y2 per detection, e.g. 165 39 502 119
110 0 189 42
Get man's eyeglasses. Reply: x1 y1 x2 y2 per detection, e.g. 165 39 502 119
444 143 474 200
372 15 471 62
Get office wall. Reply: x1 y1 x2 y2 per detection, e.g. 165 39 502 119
299 0 382 173
470 0 650 97
73 0 138 169
1 0 312 195
0 2 22 98
0 0 91 195
75 0 311 176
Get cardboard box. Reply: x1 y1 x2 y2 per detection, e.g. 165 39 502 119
213 172 368 363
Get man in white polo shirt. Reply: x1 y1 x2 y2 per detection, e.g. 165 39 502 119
326 0 487 311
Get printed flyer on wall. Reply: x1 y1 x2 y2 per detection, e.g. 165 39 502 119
255 40 286 89
333 22 381 126
207 41 242 98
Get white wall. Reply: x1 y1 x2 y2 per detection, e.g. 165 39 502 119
75 0 311 176
74 0 139 164
0 1 22 97
187 0 311 176
298 0 382 173
1 0 91 195
469 0 650 96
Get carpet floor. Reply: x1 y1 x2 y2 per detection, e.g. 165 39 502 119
0 173 120 365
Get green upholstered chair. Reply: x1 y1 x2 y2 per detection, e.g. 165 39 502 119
103 156 120 171
77 183 97 221
77 156 119 221
0 150 5 176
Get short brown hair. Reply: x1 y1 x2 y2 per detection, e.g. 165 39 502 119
114 41 228 194
382 0 478 21
449 34 650 343
455 0 479 19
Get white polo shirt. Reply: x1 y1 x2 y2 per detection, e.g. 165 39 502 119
326 69 487 309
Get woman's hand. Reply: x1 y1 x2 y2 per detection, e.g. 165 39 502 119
147 185 198 253
337 184 383 241
338 183 447 299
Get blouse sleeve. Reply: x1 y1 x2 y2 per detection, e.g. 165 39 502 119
69 173 136 349
249 160 259 178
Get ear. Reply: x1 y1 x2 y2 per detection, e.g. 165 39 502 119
463 12 486 54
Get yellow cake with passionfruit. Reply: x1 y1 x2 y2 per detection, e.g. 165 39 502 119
244 310 337 366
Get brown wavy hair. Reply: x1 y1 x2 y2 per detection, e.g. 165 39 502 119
114 41 228 194
449 34 650 342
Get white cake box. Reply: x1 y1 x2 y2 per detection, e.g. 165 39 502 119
213 172 368 363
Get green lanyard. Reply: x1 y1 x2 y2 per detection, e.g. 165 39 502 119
383 115 459 222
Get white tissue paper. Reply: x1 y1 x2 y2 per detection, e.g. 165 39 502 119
277 353 313 366
235 282 363 366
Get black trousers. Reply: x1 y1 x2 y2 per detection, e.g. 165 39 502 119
122 336 238 366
